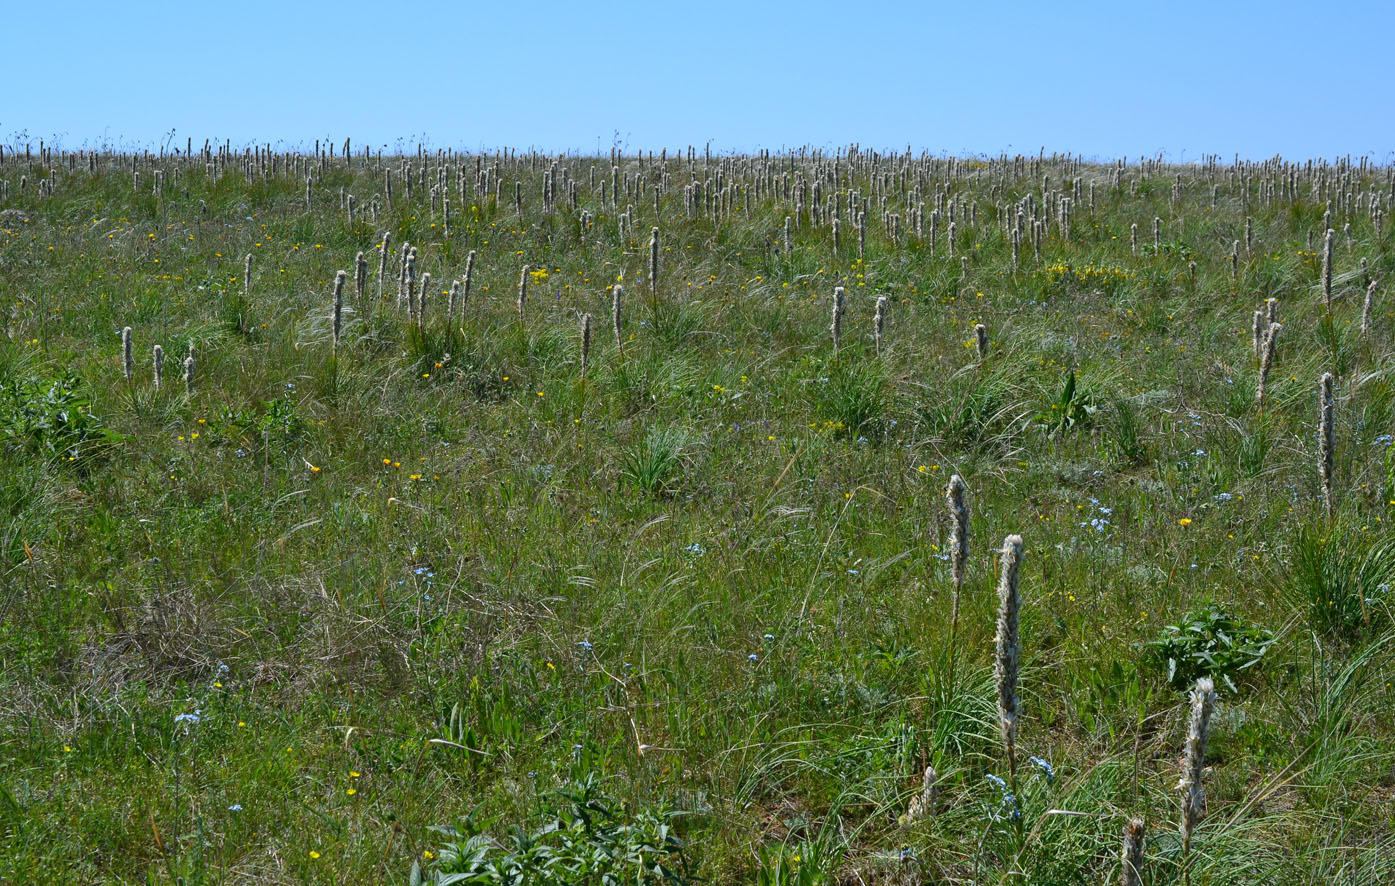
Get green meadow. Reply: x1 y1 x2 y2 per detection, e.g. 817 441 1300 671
1 145 1393 884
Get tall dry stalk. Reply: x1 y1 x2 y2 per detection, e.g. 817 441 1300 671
1320 372 1335 519
830 286 845 354
579 313 592 378
332 270 346 351
121 326 134 381
946 475 969 693
377 232 392 304
874 295 887 356
1256 322 1281 406
612 283 624 357
1321 227 1335 312
1179 677 1216 885
1120 818 1145 886
461 250 477 323
995 534 1024 795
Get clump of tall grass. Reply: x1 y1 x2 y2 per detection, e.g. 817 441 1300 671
618 427 693 497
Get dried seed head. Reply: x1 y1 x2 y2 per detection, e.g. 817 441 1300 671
461 250 477 321
874 295 887 356
121 326 134 381
830 286 846 353
580 312 593 377
947 475 969 591
1322 228 1335 309
649 227 660 297
612 283 624 355
1256 322 1281 405
1320 372 1335 517
1120 818 1146 886
1363 279 1377 335
377 232 392 301
152 344 164 389
1179 677 1217 848
995 535 1024 764
903 765 939 824
518 264 530 319
975 323 988 361
332 270 346 348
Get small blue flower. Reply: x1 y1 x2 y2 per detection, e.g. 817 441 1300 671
763 633 775 641
1028 756 1055 782
985 773 1007 790
747 653 759 662
174 710 202 725
228 804 242 812
577 640 594 651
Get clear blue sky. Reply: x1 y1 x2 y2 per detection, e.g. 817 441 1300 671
9 0 1393 161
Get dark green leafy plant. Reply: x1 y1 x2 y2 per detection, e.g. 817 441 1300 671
0 372 120 461
1040 370 1096 438
419 775 690 885
1150 604 1275 692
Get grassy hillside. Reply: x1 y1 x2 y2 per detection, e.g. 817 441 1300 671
1 143 1393 884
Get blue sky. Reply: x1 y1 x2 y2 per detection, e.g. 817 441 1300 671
8 0 1393 161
